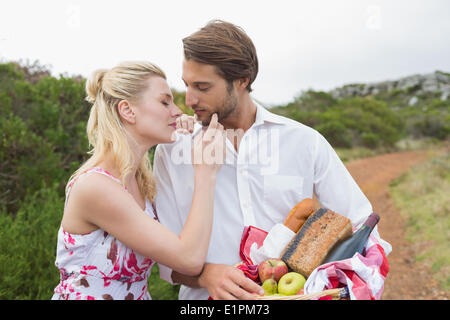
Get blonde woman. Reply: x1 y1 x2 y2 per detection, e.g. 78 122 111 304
52 61 225 300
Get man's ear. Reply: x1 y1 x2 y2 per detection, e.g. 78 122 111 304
117 100 136 124
235 78 250 91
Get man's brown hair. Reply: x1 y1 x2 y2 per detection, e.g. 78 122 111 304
182 20 259 92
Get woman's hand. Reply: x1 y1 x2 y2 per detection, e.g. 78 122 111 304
176 114 196 134
192 113 225 177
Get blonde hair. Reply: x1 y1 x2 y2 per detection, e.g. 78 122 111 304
69 61 166 202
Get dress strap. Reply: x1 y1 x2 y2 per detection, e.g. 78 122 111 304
65 167 126 207
150 201 160 222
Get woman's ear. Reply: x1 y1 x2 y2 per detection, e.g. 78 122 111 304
117 100 136 124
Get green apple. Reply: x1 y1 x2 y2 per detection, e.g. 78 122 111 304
262 279 278 295
277 272 306 296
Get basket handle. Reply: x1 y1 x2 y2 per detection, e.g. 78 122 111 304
256 287 349 300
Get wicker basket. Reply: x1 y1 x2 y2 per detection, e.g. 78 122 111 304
256 286 349 300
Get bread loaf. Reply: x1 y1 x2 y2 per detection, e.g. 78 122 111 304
280 208 353 277
283 198 315 233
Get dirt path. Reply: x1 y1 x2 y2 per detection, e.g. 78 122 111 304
345 150 449 300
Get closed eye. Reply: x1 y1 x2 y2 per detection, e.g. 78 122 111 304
197 85 210 92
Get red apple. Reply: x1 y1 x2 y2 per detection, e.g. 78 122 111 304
258 258 289 283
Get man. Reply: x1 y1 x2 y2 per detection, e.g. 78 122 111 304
153 20 391 300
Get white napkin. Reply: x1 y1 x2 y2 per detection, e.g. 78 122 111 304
249 223 296 265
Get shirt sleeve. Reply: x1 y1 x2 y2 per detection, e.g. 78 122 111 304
311 130 391 255
312 130 372 226
153 144 183 284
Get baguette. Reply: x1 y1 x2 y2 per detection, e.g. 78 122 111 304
283 198 315 233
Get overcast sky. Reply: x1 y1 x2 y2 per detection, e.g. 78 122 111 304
1 0 450 106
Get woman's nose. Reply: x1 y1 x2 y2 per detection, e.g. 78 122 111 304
171 103 182 117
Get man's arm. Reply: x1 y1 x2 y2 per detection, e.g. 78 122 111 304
312 130 391 254
171 270 200 288
153 144 185 284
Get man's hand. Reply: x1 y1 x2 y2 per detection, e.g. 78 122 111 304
198 263 264 300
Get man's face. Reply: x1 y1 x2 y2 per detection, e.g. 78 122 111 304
182 59 237 126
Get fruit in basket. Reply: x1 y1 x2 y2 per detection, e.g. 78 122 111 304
261 279 278 295
258 258 289 282
278 272 306 296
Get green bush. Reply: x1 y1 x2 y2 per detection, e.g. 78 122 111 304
272 91 405 148
336 97 403 148
0 61 185 300
0 113 64 213
0 184 62 299
148 265 180 300
316 120 353 148
273 87 449 148
0 62 90 213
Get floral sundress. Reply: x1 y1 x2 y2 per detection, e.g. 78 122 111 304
52 167 159 300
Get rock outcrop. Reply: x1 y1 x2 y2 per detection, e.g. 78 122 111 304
330 71 450 101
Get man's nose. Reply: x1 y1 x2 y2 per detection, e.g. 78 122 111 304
185 88 199 108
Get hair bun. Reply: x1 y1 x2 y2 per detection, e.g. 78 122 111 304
85 68 108 103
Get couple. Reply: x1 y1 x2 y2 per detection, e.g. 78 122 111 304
52 20 389 300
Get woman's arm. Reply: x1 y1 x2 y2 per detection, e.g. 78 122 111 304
71 114 224 276
70 170 214 276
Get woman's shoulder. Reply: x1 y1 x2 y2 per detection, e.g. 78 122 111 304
62 169 129 234
68 170 128 209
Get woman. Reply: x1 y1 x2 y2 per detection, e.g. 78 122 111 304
52 61 225 300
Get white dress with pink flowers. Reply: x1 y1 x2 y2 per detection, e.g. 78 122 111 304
52 167 159 300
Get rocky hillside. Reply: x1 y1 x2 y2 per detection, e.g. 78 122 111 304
329 71 450 105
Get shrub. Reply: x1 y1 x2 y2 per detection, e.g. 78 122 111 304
0 113 64 213
271 91 405 148
412 115 450 140
316 121 352 148
0 185 63 299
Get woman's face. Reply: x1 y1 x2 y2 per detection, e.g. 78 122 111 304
131 76 182 146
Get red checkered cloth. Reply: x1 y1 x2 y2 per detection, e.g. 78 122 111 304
303 233 389 300
236 225 389 300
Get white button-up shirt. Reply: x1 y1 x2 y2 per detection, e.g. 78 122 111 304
153 102 391 300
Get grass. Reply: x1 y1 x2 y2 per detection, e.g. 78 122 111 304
336 147 385 163
390 145 450 290
336 137 443 163
148 264 180 300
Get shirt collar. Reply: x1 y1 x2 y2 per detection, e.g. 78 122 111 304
253 100 286 126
